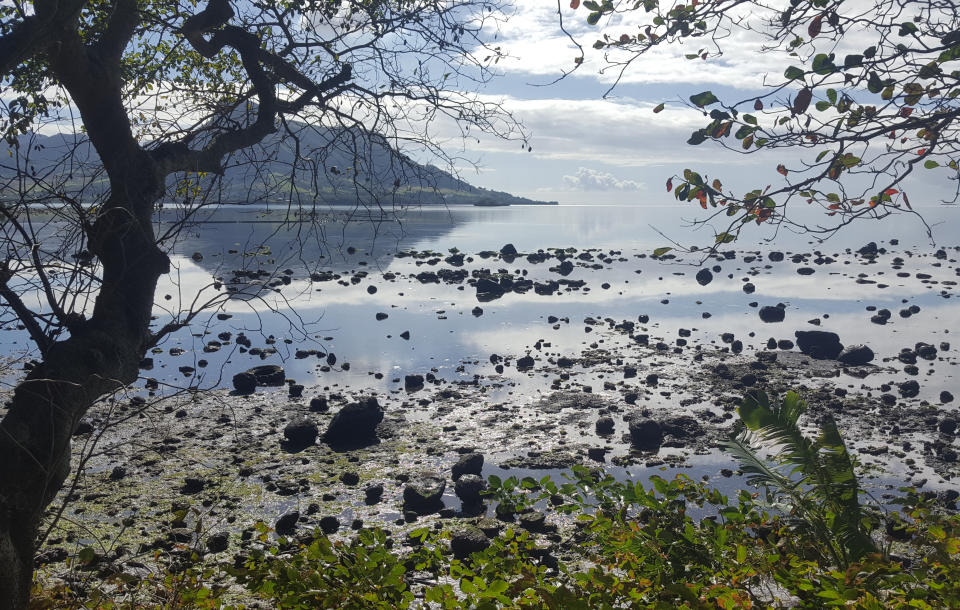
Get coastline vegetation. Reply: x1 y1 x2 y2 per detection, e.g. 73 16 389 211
33 392 960 609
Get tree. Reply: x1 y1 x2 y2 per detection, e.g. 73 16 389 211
0 0 522 605
570 0 959 247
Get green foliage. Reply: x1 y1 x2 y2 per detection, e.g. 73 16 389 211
573 0 960 247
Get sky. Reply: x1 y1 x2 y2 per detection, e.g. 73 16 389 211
444 1 960 216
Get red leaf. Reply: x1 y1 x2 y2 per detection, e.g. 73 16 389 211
776 164 788 176
917 148 927 155
620 34 630 43
884 188 899 196
900 107 913 117
903 191 913 210
666 178 673 192
570 0 580 8
808 15 822 38
754 99 763 111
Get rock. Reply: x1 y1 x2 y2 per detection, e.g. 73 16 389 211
206 532 229 553
288 384 304 398
452 453 484 480
768 251 784 261
365 483 384 504
471 306 484 317
742 282 755 294
376 312 389 321
454 474 486 506
475 278 506 301
939 418 958 436
340 472 360 486
404 374 425 391
319 516 340 535
403 472 446 515
309 396 329 412
450 526 490 558
628 418 663 451
838 345 874 366
759 305 785 323
181 477 205 494
595 416 615 435
500 243 518 258
324 397 384 448
898 380 920 398
275 511 299 536
232 372 257 395
283 418 318 448
916 343 938 360
109 466 127 481
587 447 606 461
941 391 955 403
247 365 286 386
518 512 548 532
857 242 878 257
517 355 535 371
695 268 713 286
794 330 843 360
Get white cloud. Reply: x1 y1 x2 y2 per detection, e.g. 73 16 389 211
562 166 642 191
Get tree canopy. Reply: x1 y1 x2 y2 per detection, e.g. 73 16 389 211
572 0 959 247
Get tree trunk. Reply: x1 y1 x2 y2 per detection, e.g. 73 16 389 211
0 148 169 606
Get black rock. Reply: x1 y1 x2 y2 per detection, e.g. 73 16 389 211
742 282 755 294
500 243 518 257
941 391 955 403
404 374 425 391
472 306 484 317
628 418 663 451
206 532 229 553
376 312 389 321
838 345 874 366
275 511 299 536
858 242 879 257
454 474 486 506
518 512 548 532
759 305 785 323
450 526 490 558
403 472 446 515
309 396 329 412
452 453 484 480
288 384 304 398
595 416 615 435
283 418 318 448
939 418 958 435
247 365 286 386
475 278 506 302
232 372 257 395
695 268 713 286
768 251 784 262
898 380 920 398
365 483 385 504
324 397 384 448
319 516 340 535
340 471 360 486
517 355 535 371
181 477 205 494
794 330 843 360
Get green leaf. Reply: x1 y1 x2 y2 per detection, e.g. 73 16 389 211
586 11 601 25
826 89 837 104
687 130 707 145
924 160 939 169
815 101 831 111
715 232 736 244
653 102 665 113
743 114 757 125
652 247 673 257
784 66 805 81
898 22 918 36
689 91 720 107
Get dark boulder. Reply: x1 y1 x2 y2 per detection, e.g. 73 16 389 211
365 483 385 504
454 474 486 506
838 345 874 366
403 472 446 515
628 418 663 451
759 305 785 323
324 397 384 449
247 365 286 386
595 416 615 435
695 268 713 286
404 374 425 391
283 418 318 449
500 243 518 258
232 372 257 395
275 511 299 536
898 380 920 398
517 355 535 371
452 453 484 480
475 278 506 302
206 532 229 553
794 330 843 360
451 526 490 558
